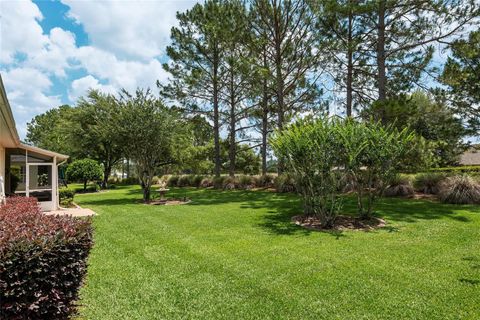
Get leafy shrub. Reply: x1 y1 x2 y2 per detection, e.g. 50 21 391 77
0 197 93 319
255 174 274 188
336 120 416 218
200 177 213 188
222 176 238 190
414 172 447 194
177 175 191 187
167 175 180 187
438 175 480 204
213 176 226 189
238 175 255 189
273 174 296 193
384 175 414 197
66 159 103 192
59 187 76 206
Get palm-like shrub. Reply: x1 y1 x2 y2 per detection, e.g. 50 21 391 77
336 120 416 217
384 174 415 197
438 175 480 204
414 172 446 194
272 119 343 228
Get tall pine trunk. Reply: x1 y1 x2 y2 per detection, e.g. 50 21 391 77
275 35 285 174
213 45 221 177
376 0 387 103
346 6 354 117
261 48 269 176
228 69 236 177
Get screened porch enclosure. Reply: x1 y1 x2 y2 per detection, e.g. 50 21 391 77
5 148 59 211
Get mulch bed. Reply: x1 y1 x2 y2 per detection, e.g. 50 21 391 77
292 214 386 231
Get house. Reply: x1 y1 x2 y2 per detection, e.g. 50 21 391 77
0 75 68 211
459 145 480 166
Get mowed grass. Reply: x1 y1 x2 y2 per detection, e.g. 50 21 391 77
75 185 480 319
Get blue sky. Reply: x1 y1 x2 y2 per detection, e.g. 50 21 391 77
0 0 196 139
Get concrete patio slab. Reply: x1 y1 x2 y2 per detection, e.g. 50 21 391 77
45 207 96 217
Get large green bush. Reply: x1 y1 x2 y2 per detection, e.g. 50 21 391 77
66 159 103 192
272 119 344 228
0 197 93 318
272 118 417 225
337 120 416 218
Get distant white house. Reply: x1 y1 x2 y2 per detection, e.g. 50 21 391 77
0 75 68 211
459 146 480 166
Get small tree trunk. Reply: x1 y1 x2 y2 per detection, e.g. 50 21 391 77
83 180 87 192
102 164 112 190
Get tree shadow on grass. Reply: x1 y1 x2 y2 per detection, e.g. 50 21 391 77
373 197 479 223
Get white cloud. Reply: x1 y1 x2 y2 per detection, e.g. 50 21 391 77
61 0 196 60
68 75 116 102
0 0 48 64
2 68 62 138
74 46 169 93
1 0 196 139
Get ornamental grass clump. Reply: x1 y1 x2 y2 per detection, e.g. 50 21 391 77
383 174 415 197
438 175 480 204
414 172 447 194
0 197 93 319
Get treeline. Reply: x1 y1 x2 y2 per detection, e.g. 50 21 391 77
26 0 479 194
159 0 478 175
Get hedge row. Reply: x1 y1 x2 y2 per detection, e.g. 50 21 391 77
430 165 480 173
0 197 93 319
164 172 480 204
165 174 284 190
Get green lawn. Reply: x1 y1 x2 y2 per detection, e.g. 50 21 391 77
75 185 480 319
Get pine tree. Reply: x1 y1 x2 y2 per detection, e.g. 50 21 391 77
161 1 230 177
251 0 323 173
